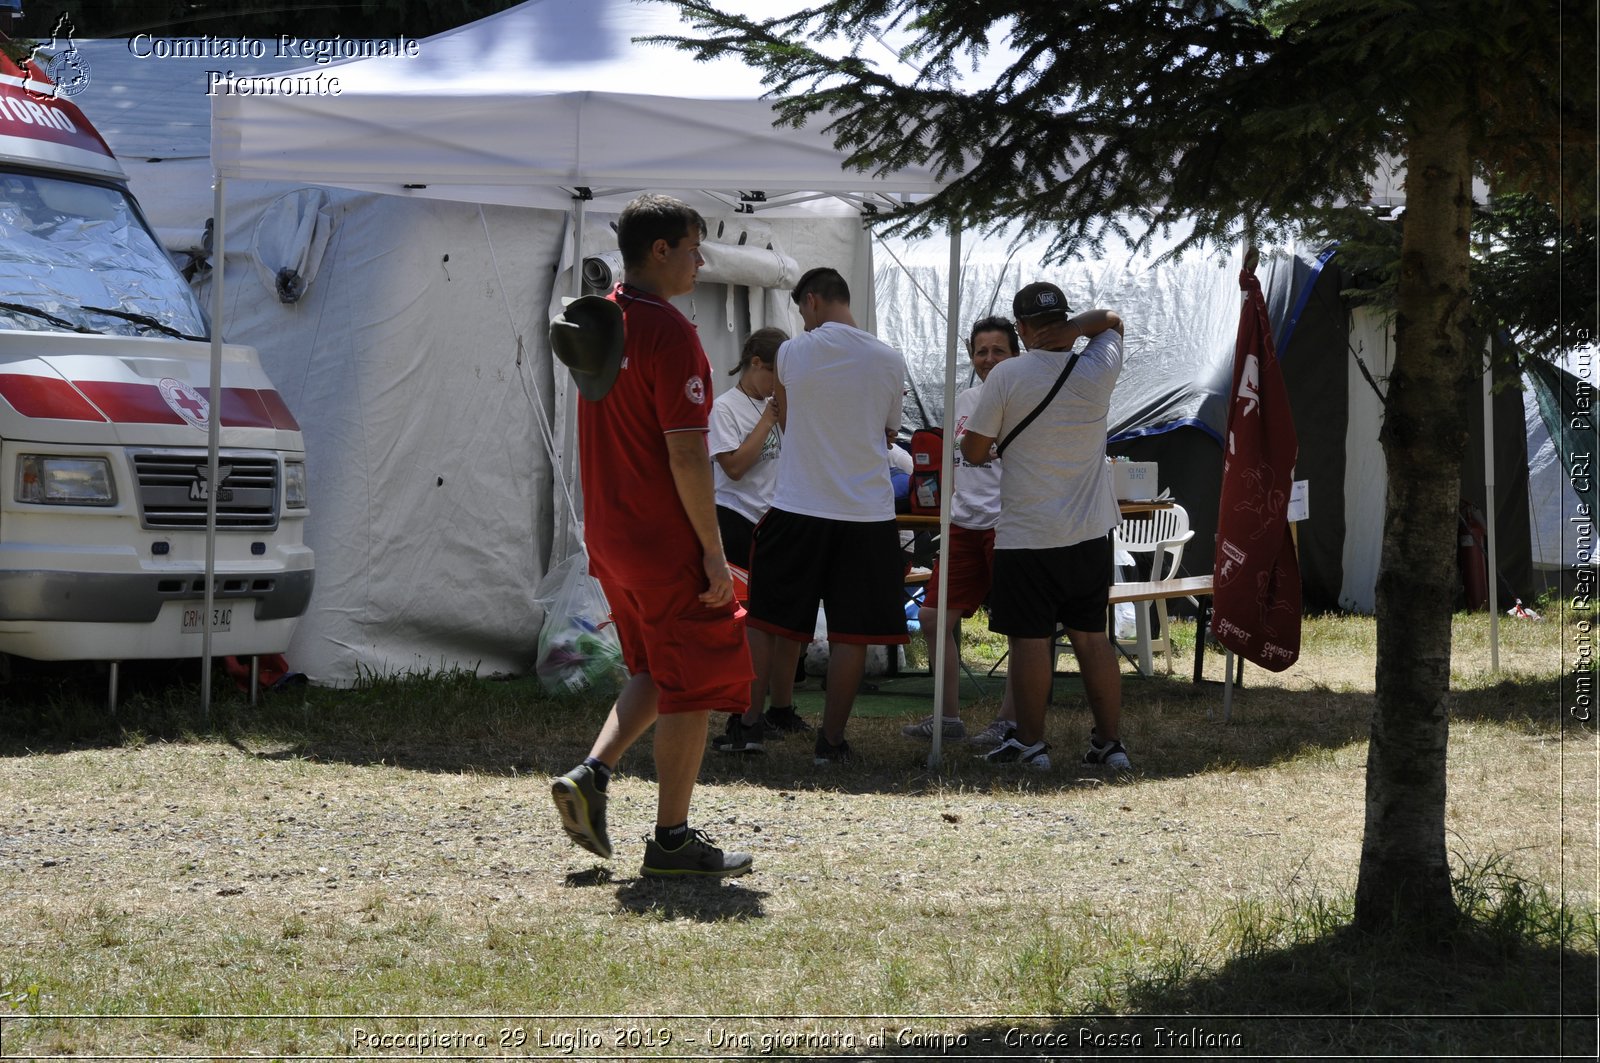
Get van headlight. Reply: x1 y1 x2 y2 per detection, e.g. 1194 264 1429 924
284 461 308 509
16 455 116 505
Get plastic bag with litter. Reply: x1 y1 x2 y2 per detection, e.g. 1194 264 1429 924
533 552 626 695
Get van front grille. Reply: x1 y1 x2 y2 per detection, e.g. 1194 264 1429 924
130 450 279 530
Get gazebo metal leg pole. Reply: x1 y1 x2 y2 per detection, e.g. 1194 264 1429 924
928 219 961 770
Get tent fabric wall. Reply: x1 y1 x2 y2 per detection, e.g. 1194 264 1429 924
1524 351 1597 581
1461 343 1535 605
875 227 1244 441
199 186 569 681
1275 252 1353 613
1340 308 1393 611
1524 351 1597 591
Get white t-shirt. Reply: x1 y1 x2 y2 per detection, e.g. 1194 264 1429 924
950 383 1002 531
965 330 1123 550
709 383 781 524
771 321 906 522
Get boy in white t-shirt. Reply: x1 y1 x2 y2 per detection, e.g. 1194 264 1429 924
743 267 909 764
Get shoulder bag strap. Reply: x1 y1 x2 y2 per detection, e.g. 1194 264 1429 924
995 351 1081 457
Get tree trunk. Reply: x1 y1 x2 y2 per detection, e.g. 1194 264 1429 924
1353 96 1473 936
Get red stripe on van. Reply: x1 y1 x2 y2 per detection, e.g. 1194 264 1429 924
218 388 276 429
4 377 296 430
0 374 107 421
74 380 184 424
258 390 302 431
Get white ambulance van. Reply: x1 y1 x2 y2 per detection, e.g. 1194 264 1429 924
0 57 313 667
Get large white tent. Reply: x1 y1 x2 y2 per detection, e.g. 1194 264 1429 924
198 0 972 699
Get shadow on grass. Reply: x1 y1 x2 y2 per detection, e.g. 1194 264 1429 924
612 878 769 922
559 862 771 922
0 657 1579 799
793 918 1595 1058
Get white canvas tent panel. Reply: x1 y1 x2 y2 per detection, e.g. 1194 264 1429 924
1524 348 1596 573
875 225 1245 439
1340 307 1393 612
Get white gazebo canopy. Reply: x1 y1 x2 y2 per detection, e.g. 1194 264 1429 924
211 0 950 207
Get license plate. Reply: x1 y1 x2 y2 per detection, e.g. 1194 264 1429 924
181 605 232 634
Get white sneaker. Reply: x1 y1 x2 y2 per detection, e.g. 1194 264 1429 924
1083 734 1133 772
901 714 966 739
982 737 1051 771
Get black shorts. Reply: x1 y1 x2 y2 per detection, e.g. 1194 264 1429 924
989 535 1113 638
746 508 909 644
717 505 757 572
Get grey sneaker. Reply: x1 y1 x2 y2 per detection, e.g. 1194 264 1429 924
552 764 612 859
641 829 753 879
982 737 1052 770
900 714 967 740
967 719 1018 748
1083 734 1132 772
711 714 765 754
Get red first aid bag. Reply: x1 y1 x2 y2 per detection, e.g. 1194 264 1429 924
909 427 943 515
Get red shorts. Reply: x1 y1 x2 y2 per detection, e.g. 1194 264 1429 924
922 524 995 616
599 565 753 714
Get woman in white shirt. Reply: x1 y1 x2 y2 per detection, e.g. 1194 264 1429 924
903 316 1020 747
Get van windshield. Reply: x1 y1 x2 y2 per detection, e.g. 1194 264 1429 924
0 169 207 339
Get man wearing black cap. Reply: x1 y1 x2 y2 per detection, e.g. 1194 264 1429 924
958 281 1130 773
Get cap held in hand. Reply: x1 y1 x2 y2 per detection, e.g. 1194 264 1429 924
550 295 624 401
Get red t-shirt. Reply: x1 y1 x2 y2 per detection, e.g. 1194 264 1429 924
579 284 712 587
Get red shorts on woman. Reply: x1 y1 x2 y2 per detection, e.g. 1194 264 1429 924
922 523 996 617
598 562 752 715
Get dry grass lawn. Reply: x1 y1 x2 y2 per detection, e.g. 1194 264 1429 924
0 609 1592 1058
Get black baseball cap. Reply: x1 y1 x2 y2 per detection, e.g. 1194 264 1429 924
1012 281 1071 320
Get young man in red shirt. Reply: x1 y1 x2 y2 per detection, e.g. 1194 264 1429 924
551 194 754 878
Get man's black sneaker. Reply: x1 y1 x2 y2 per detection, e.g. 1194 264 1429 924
763 704 812 735
813 731 854 764
551 764 612 858
1083 733 1133 771
982 737 1052 771
711 714 765 754
640 828 753 879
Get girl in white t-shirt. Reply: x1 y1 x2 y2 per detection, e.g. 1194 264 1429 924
709 327 812 753
709 327 787 571
903 316 1021 747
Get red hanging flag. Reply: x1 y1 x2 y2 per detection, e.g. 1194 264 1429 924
1213 267 1301 670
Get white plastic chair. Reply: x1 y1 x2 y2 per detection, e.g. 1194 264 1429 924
1111 504 1195 673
